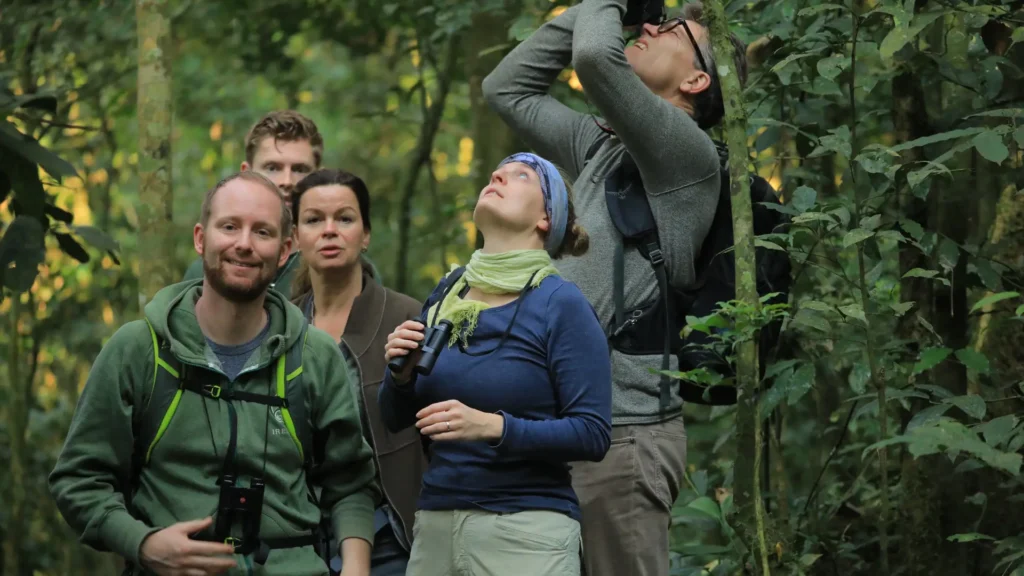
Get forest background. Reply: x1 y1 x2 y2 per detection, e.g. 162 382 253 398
1 0 1023 575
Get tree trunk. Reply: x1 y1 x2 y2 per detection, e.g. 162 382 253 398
396 38 459 293
704 2 774 574
466 4 522 250
891 67 949 576
3 297 25 576
136 0 175 308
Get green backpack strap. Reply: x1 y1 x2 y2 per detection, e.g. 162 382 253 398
132 320 186 481
277 319 312 470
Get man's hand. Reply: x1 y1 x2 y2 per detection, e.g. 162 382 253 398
415 400 505 442
139 516 236 576
623 0 665 27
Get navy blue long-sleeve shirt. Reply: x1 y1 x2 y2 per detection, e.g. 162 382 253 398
378 274 612 521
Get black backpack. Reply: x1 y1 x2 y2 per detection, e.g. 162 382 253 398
586 136 791 407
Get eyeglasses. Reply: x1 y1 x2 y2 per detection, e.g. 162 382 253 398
656 17 709 74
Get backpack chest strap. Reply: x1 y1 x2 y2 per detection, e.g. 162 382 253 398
180 376 288 408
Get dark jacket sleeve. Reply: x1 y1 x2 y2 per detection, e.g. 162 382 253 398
490 283 612 462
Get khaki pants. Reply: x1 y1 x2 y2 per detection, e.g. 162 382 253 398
406 509 581 576
571 416 688 576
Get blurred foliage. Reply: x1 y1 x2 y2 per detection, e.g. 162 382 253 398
0 0 1023 575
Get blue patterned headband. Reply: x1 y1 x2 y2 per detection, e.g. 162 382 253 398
497 152 568 255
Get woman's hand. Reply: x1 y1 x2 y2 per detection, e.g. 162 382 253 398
385 320 425 383
416 400 505 442
384 320 426 362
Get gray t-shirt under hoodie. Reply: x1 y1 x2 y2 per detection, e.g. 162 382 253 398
483 0 720 424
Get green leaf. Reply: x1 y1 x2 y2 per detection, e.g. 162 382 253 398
801 300 833 313
44 203 73 224
973 130 1010 164
839 303 867 324
956 348 990 375
890 301 915 317
72 225 121 253
792 308 831 332
945 394 987 420
978 415 1018 448
810 126 852 159
691 469 708 496
0 215 45 292
798 4 846 16
1017 304 1024 317
890 127 987 153
1014 126 1024 148
863 419 1022 475
849 362 870 394
903 268 938 279
859 214 882 231
800 553 823 567
755 238 787 251
771 52 812 74
787 363 815 405
947 533 995 543
880 26 912 61
685 496 722 521
816 54 849 81
967 107 1024 119
970 291 1020 314
913 347 952 375
792 211 838 226
842 228 875 248
54 232 90 264
0 121 78 179
900 218 926 241
907 403 952 431
5 153 46 220
790 186 817 213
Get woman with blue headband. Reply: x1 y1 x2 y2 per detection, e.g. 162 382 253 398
377 152 612 575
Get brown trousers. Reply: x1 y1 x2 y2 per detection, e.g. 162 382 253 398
571 416 688 576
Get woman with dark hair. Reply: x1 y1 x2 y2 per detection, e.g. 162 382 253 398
378 153 612 576
290 169 425 576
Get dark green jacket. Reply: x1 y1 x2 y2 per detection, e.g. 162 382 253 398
48 281 379 575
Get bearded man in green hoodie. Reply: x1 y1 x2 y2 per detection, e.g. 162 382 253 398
49 171 379 576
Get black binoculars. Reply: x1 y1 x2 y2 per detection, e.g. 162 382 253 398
388 319 454 378
213 475 270 563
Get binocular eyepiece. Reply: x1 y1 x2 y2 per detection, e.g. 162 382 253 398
388 320 454 378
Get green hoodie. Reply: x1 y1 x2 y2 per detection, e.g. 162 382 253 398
48 281 379 575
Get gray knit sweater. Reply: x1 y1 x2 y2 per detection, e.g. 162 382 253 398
483 0 720 424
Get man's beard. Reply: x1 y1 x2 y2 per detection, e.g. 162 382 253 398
202 249 280 303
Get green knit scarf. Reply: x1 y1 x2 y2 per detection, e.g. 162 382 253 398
426 249 559 348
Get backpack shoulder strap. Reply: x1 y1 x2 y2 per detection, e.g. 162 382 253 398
133 319 185 476
279 319 312 469
582 133 609 170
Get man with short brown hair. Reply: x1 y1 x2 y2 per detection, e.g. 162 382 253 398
182 110 324 295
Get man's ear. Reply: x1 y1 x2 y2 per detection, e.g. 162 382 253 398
194 223 205 256
679 71 711 97
278 236 293 267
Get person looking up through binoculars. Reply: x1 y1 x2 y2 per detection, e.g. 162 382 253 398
377 153 612 576
483 1 748 574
